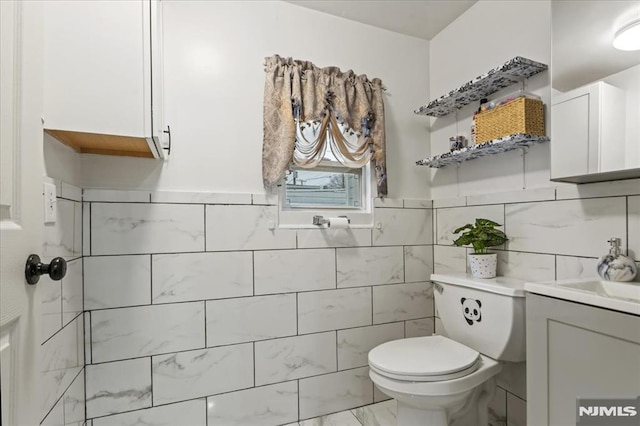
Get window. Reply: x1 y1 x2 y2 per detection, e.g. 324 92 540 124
278 121 374 228
263 56 386 228
284 163 363 209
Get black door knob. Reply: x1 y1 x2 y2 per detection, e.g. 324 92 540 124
24 254 67 285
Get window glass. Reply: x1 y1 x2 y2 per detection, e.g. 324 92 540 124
284 166 362 208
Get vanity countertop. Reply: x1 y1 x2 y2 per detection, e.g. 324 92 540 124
524 279 640 316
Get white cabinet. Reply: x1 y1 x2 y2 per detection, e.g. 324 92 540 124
43 0 166 158
526 293 640 425
551 81 628 181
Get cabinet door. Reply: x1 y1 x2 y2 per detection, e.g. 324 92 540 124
149 0 165 146
551 81 628 181
551 91 591 178
598 84 626 172
527 294 640 425
43 0 150 138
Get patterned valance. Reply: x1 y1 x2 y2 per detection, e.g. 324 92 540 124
262 55 387 196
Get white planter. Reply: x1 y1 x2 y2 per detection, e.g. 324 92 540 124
468 253 498 279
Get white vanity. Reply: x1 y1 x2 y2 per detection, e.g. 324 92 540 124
525 279 640 425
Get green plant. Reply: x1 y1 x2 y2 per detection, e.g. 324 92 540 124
452 218 508 254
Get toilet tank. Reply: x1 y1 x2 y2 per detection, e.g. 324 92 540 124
431 273 526 362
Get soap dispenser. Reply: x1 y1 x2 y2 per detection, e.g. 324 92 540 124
597 238 637 282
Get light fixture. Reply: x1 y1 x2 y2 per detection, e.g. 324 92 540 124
613 18 640 51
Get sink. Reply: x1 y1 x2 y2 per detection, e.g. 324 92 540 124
559 280 640 302
525 278 640 315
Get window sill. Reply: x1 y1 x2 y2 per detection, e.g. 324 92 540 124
278 207 374 229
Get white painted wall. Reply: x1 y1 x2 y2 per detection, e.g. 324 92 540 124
80 0 430 199
428 0 551 199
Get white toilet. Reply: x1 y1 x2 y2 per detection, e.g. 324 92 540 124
368 273 526 426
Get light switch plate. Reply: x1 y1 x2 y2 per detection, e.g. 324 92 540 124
43 182 56 224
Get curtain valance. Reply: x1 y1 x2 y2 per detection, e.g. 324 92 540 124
262 54 387 196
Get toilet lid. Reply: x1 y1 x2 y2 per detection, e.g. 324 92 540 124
368 336 480 378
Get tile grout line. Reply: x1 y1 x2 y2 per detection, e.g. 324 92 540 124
505 392 509 425
150 355 154 407
61 367 67 424
81 244 420 258
76 316 470 360
81 189 640 207
626 195 629 256
204 299 208 349
370 285 374 325
84 366 88 423
335 330 339 371
88 395 215 422
60 267 64 335
334 248 338 289
252 251 255 296
433 244 603 259
40 366 85 424
403 316 407 338
41 311 83 346
348 407 364 426
89 311 93 364
402 245 406 284
80 280 427 314
150 254 153 305
502 203 508 259
297 379 301 422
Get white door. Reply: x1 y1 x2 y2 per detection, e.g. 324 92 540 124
1 1 45 425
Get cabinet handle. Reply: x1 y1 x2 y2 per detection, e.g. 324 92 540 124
163 125 171 156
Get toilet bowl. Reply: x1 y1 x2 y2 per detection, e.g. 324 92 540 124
368 273 526 426
369 336 502 426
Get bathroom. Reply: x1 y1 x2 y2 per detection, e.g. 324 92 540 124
1 0 639 425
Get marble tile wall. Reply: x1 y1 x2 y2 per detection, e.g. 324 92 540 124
76 180 640 426
82 191 435 425
431 180 640 426
41 178 86 426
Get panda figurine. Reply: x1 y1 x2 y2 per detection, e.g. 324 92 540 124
460 298 482 325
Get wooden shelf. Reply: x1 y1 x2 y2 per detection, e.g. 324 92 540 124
45 129 165 159
414 57 548 117
416 133 550 168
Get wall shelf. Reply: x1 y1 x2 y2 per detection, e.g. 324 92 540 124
416 133 549 168
414 57 548 117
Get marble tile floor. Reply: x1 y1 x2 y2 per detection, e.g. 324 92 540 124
286 398 510 426
289 400 397 426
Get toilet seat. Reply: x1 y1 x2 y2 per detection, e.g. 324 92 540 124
368 336 481 382
369 354 502 397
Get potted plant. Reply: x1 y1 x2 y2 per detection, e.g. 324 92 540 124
452 218 508 279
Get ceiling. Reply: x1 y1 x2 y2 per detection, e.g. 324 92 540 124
284 0 477 40
285 1 640 92
553 0 640 91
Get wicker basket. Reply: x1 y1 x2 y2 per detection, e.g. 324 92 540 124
474 97 545 144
